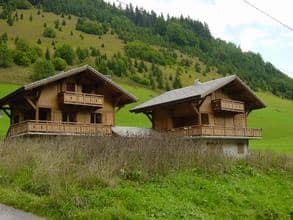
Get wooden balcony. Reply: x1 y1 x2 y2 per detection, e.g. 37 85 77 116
59 92 104 108
8 120 112 137
167 125 262 138
212 98 245 113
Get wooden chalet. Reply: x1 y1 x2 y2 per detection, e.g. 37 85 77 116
131 75 266 140
0 65 137 137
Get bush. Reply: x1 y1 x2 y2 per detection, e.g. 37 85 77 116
52 57 67 71
76 18 106 36
11 0 32 9
125 41 174 65
76 47 89 62
55 44 75 65
12 39 41 66
0 43 13 67
43 27 56 38
32 59 55 81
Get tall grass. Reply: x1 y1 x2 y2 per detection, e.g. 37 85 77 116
0 136 292 200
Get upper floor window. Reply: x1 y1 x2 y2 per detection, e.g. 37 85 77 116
66 83 76 92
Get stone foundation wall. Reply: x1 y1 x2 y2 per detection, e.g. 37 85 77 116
191 138 249 158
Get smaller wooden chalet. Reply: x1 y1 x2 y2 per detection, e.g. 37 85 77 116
0 65 137 137
131 75 265 139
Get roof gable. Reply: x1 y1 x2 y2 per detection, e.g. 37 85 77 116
131 75 265 112
0 65 137 106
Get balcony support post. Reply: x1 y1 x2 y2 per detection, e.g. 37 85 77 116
1 108 11 119
24 96 36 110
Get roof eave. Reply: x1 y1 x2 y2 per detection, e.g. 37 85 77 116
130 95 201 113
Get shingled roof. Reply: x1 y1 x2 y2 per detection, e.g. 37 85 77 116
131 75 265 113
0 65 137 106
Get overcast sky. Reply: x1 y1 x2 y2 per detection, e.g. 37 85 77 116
105 0 293 78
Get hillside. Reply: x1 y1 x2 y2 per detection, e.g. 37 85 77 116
0 1 293 99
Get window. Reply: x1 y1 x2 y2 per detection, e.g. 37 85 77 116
66 83 76 92
201 113 209 125
62 112 77 122
91 113 102 124
39 108 51 121
237 143 245 154
82 85 91 94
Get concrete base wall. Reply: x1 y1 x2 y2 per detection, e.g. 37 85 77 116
190 138 249 158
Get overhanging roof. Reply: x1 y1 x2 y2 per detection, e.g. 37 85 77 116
131 75 266 113
0 65 137 106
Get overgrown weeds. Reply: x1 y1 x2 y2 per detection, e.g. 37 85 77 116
0 136 292 200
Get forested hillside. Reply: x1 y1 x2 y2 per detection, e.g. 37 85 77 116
0 0 293 99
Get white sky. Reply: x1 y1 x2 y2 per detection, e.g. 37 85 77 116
105 0 293 78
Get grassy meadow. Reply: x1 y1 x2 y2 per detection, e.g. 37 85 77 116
0 137 291 219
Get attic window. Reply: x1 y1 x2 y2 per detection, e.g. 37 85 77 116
66 83 76 92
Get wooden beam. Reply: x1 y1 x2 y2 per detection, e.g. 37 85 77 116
191 103 199 115
24 96 36 110
145 113 152 122
2 109 11 119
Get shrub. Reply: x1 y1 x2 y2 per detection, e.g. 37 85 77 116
130 74 150 86
43 27 56 38
76 47 89 62
125 41 174 65
11 0 32 9
52 57 67 71
32 59 55 81
12 39 41 66
0 43 13 67
55 44 75 65
76 18 106 36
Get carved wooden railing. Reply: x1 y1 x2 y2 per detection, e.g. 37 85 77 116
167 125 262 138
8 120 112 137
212 98 245 113
59 91 104 108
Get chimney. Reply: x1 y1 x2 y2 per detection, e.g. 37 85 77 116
194 79 201 85
104 75 112 80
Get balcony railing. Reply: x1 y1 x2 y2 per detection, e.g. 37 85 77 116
59 91 104 108
212 98 245 113
8 120 112 137
166 125 262 138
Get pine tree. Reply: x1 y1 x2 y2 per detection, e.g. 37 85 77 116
45 48 50 60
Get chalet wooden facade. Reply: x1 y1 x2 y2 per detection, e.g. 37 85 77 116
0 65 137 137
131 75 266 156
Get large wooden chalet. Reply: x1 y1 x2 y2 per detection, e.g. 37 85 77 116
0 65 137 137
131 75 266 155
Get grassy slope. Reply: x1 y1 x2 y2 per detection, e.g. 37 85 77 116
0 167 291 219
1 82 293 154
0 84 19 137
249 93 293 154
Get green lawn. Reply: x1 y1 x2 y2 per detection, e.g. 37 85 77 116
0 83 19 138
0 167 291 219
0 82 292 154
249 93 293 154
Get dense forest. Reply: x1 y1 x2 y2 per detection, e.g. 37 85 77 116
1 0 293 99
